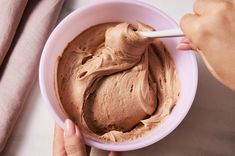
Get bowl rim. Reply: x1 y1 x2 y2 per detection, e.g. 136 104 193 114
39 0 198 151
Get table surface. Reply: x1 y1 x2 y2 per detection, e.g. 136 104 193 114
2 0 235 156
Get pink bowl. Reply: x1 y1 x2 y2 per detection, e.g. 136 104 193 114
39 0 198 151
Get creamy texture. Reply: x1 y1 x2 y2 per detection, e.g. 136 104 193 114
57 22 180 142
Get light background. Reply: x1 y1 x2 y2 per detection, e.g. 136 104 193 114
3 0 235 155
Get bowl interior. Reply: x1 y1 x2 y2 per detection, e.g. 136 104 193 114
39 0 198 151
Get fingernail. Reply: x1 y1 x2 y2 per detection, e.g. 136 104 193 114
176 43 183 50
64 119 76 137
176 43 192 50
180 37 190 44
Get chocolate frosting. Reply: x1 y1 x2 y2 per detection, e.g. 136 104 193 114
57 22 180 142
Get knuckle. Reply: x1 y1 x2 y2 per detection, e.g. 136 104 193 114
181 14 190 22
180 14 191 29
193 0 205 14
195 22 205 34
193 22 210 45
193 0 200 12
215 1 232 14
213 1 235 24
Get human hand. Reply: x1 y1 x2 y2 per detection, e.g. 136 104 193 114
53 119 120 156
178 0 235 91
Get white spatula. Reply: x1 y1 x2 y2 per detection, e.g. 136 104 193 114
137 28 184 38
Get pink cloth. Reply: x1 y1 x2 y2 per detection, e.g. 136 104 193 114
0 0 64 153
0 0 28 66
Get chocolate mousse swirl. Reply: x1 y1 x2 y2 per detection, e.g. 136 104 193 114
57 22 180 142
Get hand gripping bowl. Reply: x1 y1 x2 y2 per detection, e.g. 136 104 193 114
39 0 198 151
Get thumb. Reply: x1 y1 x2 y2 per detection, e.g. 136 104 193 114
64 119 87 156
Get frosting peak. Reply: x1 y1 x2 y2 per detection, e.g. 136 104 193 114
57 22 180 142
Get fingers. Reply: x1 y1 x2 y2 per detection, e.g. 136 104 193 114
176 37 191 50
180 0 208 51
176 42 198 51
180 13 206 49
181 0 223 51
53 120 88 156
193 0 210 15
177 37 197 51
64 119 87 156
180 13 200 39
53 124 66 156
176 43 192 51
180 37 190 44
194 0 233 15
